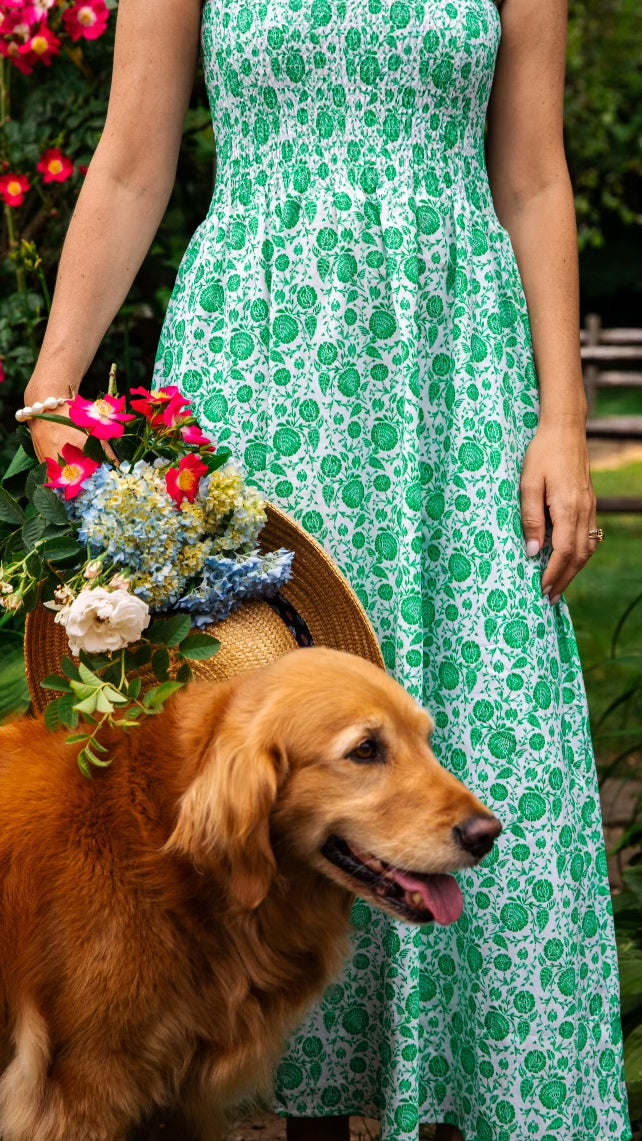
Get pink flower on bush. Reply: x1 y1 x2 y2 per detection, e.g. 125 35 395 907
130 385 190 426
45 444 101 501
181 423 215 448
0 173 30 207
62 0 109 41
166 455 209 508
0 359 5 384
32 0 55 17
18 21 60 67
161 390 194 429
68 394 136 440
37 148 74 184
0 38 32 74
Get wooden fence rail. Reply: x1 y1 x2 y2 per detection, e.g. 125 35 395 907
580 314 642 514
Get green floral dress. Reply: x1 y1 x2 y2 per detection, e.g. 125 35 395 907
153 0 631 1137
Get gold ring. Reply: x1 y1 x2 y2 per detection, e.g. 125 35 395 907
588 528 604 543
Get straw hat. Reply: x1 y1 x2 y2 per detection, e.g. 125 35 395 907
25 503 384 714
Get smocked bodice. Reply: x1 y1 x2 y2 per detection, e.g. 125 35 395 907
201 0 501 204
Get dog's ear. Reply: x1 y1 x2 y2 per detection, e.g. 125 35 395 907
166 714 287 910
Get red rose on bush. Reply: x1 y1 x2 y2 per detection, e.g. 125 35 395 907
37 148 74 184
0 173 31 207
62 0 109 42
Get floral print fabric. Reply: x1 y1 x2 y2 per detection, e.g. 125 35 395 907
153 0 631 1136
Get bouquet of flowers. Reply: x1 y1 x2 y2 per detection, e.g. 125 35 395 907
0 370 293 775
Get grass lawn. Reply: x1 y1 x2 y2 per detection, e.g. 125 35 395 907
566 461 642 765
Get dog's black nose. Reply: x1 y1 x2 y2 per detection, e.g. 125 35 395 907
454 814 502 860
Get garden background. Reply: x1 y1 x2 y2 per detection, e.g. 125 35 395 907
1 0 641 1135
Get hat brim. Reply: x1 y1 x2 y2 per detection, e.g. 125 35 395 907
260 503 383 667
25 503 384 714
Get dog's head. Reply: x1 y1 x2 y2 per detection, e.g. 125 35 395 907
166 648 501 923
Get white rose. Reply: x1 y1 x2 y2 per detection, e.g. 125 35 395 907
56 587 150 655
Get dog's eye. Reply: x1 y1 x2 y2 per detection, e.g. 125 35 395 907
349 738 381 764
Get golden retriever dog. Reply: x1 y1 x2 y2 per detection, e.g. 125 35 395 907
0 647 500 1141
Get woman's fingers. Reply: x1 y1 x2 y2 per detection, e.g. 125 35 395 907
541 491 597 602
29 414 89 465
520 465 547 558
520 424 598 604
28 409 118 466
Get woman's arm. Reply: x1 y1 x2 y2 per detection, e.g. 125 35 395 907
486 0 597 603
25 0 202 460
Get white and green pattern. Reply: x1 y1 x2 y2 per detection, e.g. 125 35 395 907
153 0 631 1136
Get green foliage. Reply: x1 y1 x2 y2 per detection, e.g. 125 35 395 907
0 616 30 721
0 412 222 775
614 866 642 1122
0 6 215 469
566 0 642 247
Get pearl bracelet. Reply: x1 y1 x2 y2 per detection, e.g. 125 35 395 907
15 391 75 423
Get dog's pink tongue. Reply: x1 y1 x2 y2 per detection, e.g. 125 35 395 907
394 872 464 925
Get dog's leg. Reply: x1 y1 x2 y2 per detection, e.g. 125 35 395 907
131 1109 201 1141
0 1002 151 1141
180 1103 225 1141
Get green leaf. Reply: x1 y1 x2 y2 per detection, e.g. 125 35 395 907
100 661 122 688
39 675 73 692
142 680 184 708
101 685 128 704
202 450 232 473
79 650 113 672
73 693 99 716
79 743 113 770
20 581 41 613
624 1023 642 1118
69 680 95 698
129 644 152 668
42 537 85 562
61 656 81 681
127 677 142 700
178 633 221 661
32 486 71 526
152 647 171 681
88 736 109 753
175 662 193 684
2 446 36 483
78 661 103 687
21 514 45 552
82 435 108 463
0 487 26 525
77 751 94 780
24 549 44 579
118 707 143 722
147 614 192 647
94 690 115 715
64 733 90 745
44 694 78 732
0 644 31 722
25 463 47 501
622 866 642 909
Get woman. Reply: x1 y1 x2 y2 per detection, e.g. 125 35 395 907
24 0 631 1138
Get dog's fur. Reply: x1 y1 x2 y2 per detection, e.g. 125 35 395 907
0 648 498 1141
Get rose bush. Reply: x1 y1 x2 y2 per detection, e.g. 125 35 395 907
0 0 215 471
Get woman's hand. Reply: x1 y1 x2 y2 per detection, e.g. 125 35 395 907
23 382 118 466
520 420 598 604
23 397 88 465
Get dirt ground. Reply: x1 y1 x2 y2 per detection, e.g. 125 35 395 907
225 1116 437 1140
145 1115 436 1140
227 1115 378 1140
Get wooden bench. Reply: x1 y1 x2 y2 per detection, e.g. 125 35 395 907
580 315 642 513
